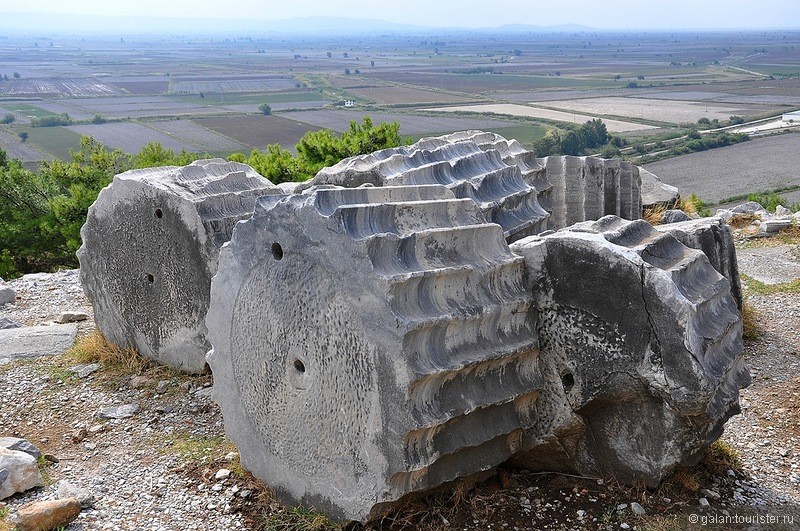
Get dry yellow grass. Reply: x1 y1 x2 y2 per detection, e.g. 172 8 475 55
66 330 149 375
643 204 667 225
741 299 762 340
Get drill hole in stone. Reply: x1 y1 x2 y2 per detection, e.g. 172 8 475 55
154 208 163 219
146 273 154 284
293 359 305 373
561 372 575 390
271 243 284 261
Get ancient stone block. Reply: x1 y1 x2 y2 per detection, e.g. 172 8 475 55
639 167 679 208
78 159 276 373
0 447 43 500
509 216 749 484
206 184 541 521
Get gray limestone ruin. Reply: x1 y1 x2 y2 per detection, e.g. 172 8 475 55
77 159 275 372
206 190 748 521
206 184 541 521
78 131 749 522
508 217 749 483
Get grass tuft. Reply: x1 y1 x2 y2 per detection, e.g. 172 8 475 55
66 330 149 375
261 506 337 531
741 299 762 341
680 194 710 217
703 440 742 476
643 203 667 225
727 213 760 229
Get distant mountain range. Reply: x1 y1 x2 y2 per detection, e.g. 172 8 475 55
0 12 599 37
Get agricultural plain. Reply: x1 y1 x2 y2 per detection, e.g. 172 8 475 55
0 29 799 164
432 103 657 132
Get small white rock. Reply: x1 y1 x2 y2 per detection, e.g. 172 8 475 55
630 501 646 515
214 469 231 480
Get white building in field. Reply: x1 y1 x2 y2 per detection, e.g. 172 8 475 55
782 110 800 122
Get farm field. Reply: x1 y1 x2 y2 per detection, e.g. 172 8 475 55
194 115 321 150
147 120 247 152
171 77 298 94
538 96 762 125
643 133 800 203
343 85 473 105
284 109 520 135
220 101 329 114
362 72 619 93
107 78 170 95
1 102 63 121
19 126 85 160
53 96 227 119
24 101 94 121
0 78 123 97
1 29 800 165
175 91 328 105
67 122 202 154
431 103 657 132
0 127 50 161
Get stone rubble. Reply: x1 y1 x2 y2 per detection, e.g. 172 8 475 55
7 497 82 531
0 280 15 305
0 446 43 500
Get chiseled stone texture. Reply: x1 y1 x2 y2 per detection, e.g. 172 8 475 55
77 159 276 373
655 216 743 310
509 216 749 484
302 131 650 241
301 132 550 242
207 184 541 522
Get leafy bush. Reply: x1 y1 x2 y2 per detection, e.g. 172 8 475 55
0 117 403 276
746 191 799 213
531 118 612 157
0 137 206 277
30 113 72 127
0 113 14 124
240 116 403 183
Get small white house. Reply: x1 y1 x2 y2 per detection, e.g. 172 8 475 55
344 100 355 107
782 110 800 123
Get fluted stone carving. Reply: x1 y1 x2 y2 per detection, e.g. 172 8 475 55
78 135 749 523
78 159 276 372
206 185 748 520
206 184 541 521
655 216 743 310
300 134 550 242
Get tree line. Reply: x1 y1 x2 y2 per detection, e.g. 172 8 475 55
0 117 403 278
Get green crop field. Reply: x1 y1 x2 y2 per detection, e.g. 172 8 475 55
20 126 85 159
2 103 61 120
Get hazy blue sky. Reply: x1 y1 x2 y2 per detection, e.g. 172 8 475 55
1 0 799 29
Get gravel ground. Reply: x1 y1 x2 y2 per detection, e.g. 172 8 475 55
1 227 800 530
